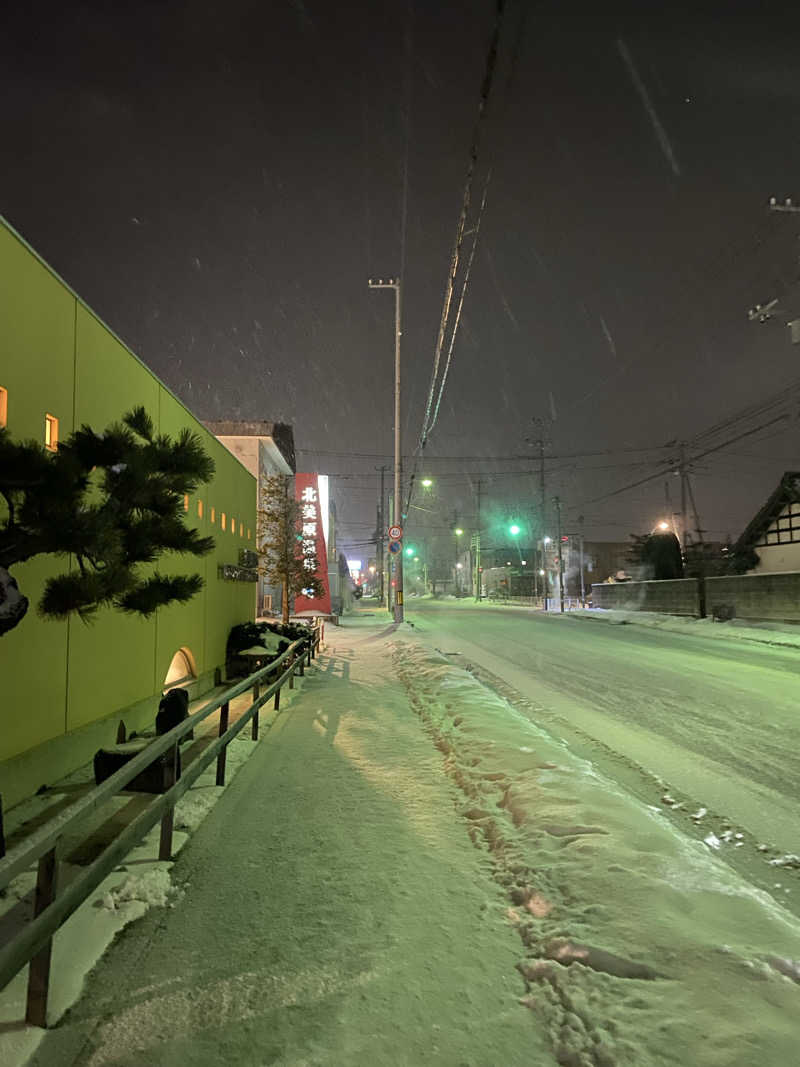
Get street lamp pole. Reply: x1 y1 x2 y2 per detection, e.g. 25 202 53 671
554 495 565 613
369 277 404 622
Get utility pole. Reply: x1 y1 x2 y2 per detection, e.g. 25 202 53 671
578 514 585 607
369 277 404 622
554 495 565 613
387 488 394 614
376 464 388 606
475 479 483 601
529 418 548 596
678 442 689 551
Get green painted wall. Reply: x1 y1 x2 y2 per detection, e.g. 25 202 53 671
0 217 256 799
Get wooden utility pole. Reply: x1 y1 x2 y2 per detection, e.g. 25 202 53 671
529 417 549 594
376 464 388 605
678 443 689 550
475 479 483 601
554 495 565 613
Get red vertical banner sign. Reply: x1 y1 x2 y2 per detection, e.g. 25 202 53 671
294 473 331 615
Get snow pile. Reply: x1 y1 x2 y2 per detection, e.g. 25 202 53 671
770 854 800 869
570 607 800 649
395 639 800 1065
101 869 180 911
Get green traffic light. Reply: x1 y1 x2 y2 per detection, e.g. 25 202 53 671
404 546 414 556
509 524 521 536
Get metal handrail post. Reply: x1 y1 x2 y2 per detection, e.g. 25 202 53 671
215 702 230 786
252 682 260 740
25 844 58 1027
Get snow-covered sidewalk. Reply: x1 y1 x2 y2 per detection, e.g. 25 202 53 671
27 616 546 1066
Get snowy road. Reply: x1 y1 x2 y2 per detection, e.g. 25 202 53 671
406 601 800 908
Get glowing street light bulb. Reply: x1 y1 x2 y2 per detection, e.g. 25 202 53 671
657 521 669 531
543 536 551 545
421 478 433 487
509 524 521 536
454 527 463 536
539 569 545 576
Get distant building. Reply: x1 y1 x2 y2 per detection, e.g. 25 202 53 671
735 471 800 573
574 541 631 592
477 540 631 600
204 420 295 615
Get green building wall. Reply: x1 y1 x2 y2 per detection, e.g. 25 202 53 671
0 217 256 808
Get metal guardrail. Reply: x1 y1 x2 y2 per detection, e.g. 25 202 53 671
484 594 586 610
0 623 322 1028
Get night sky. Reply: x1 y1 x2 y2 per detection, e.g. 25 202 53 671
4 3 800 552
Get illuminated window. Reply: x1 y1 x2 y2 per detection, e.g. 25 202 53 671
231 519 237 535
210 506 216 523
44 413 58 451
197 499 204 519
221 512 226 530
247 528 251 540
183 495 189 512
0 386 7 428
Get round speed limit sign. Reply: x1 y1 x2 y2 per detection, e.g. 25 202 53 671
388 524 403 541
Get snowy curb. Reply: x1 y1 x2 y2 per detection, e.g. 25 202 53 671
563 607 800 650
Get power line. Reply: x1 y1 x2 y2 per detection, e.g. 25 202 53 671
426 171 492 438
296 444 671 460
416 0 506 455
583 413 789 507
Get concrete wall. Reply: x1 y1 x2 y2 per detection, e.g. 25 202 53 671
592 572 800 623
705 572 800 622
0 218 257 806
591 579 700 615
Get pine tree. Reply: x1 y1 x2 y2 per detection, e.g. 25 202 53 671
0 407 215 637
626 531 683 580
257 474 323 623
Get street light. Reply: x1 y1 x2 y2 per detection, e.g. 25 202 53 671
509 523 521 536
421 478 433 488
454 527 463 536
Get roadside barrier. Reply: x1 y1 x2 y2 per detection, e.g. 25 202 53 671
0 623 322 1028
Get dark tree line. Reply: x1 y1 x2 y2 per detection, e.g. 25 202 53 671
626 531 757 581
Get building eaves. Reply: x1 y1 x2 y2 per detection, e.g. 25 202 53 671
735 471 800 550
203 420 296 473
